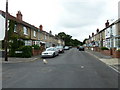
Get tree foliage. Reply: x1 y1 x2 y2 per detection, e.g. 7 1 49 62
57 32 83 46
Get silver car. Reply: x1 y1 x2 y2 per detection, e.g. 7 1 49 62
41 47 59 58
56 46 64 53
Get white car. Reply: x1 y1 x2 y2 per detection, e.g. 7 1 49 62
41 47 59 58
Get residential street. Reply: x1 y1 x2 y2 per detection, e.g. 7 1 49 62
2 48 118 88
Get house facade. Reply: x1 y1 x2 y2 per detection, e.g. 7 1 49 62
85 19 120 58
85 19 120 49
0 10 65 49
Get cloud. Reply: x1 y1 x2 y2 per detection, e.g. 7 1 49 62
0 0 119 42
58 1 107 28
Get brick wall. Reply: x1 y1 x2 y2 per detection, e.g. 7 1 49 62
100 50 111 56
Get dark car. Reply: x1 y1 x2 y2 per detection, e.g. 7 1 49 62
79 46 84 51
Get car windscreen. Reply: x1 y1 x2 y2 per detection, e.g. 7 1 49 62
56 46 63 49
46 48 55 51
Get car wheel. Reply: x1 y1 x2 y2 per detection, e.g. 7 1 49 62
53 53 55 57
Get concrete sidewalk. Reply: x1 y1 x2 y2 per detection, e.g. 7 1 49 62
86 49 120 72
1 55 41 64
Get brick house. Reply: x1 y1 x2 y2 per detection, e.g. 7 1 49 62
0 10 65 51
85 19 120 58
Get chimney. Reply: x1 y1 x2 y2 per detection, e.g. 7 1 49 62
96 28 99 33
92 33 94 37
49 30 52 34
16 11 22 20
89 35 91 38
39 25 43 31
105 20 109 28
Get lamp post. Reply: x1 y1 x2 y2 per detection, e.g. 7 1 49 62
5 0 8 61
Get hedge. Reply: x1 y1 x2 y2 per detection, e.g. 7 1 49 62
9 46 32 58
101 47 109 50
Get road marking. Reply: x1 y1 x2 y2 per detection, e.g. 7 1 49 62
43 59 48 64
85 51 120 74
81 66 84 68
108 65 120 74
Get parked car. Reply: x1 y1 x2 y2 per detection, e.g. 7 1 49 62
78 46 84 51
69 46 72 49
56 46 64 53
64 46 70 50
41 47 59 58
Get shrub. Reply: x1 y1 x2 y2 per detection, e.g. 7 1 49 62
117 49 120 52
9 38 25 57
32 45 40 50
11 46 32 58
20 46 32 58
101 47 109 50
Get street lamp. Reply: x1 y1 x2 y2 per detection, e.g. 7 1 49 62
5 0 8 61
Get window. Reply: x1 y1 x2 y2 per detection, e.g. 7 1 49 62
14 24 17 32
34 31 36 37
25 40 32 46
23 26 28 35
44 35 46 40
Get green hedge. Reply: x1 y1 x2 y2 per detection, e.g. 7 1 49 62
117 49 120 52
10 46 32 58
101 47 109 50
16 46 32 58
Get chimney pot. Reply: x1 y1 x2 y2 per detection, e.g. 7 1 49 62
96 28 99 33
105 20 109 28
89 35 91 38
16 11 22 20
92 33 94 37
49 30 52 34
39 25 43 31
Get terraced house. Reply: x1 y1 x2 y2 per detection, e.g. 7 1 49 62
85 19 120 58
0 10 65 52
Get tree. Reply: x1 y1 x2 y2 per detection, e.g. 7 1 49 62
57 32 83 46
82 38 88 45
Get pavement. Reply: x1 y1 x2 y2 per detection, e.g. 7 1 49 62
85 49 120 72
1 55 41 64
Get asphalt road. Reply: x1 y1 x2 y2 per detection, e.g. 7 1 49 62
2 48 119 88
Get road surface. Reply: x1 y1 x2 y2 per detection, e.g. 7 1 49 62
2 48 118 88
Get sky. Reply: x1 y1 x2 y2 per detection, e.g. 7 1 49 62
0 0 119 41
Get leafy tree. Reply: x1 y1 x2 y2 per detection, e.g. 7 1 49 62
82 38 88 45
57 32 83 46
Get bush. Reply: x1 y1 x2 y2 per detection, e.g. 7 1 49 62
117 49 120 52
32 45 40 50
101 47 109 50
10 46 32 58
20 46 32 58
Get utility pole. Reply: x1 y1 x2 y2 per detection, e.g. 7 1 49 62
5 0 8 61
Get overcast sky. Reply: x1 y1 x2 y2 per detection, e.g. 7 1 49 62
0 0 119 41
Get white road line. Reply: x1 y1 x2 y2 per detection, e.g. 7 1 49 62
85 51 120 74
108 65 120 74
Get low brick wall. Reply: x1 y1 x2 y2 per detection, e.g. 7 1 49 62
93 47 101 52
112 50 120 58
86 47 120 58
32 46 45 56
99 48 120 58
32 50 42 56
115 51 120 58
100 50 111 56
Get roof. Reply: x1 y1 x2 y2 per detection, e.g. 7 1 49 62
0 10 64 41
